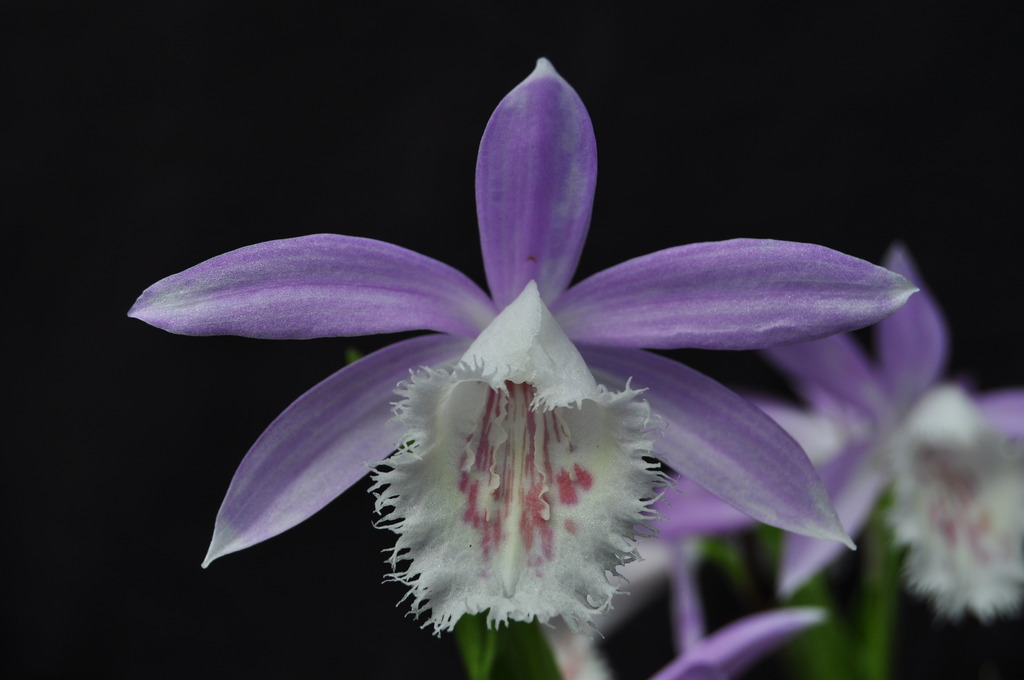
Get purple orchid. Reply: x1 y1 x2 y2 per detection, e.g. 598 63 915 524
765 243 1024 621
128 58 915 633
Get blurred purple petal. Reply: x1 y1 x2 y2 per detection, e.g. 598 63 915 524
658 480 755 540
652 608 825 680
584 347 852 547
778 440 886 596
129 234 496 339
476 58 597 308
203 334 469 566
553 239 916 350
875 243 950 409
671 540 706 654
762 333 888 419
975 388 1024 439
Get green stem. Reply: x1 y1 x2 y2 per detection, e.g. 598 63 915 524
785 574 859 680
454 613 561 680
856 500 901 680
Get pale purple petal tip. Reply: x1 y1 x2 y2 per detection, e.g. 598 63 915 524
585 347 854 548
876 242 949 408
476 58 597 308
554 239 917 350
129 235 495 339
203 334 469 567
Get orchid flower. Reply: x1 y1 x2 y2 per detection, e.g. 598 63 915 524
128 58 915 634
765 243 1024 621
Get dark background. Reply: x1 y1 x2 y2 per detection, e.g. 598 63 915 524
7 1 1023 678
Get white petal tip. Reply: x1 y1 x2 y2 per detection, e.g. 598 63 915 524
528 57 560 81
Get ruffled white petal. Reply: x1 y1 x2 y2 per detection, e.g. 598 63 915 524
886 384 1024 621
371 282 667 634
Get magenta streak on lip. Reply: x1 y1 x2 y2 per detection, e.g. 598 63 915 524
457 382 593 579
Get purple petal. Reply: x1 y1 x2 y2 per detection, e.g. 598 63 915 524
875 242 949 408
670 540 706 655
975 388 1024 440
583 347 853 547
671 666 726 680
747 395 848 465
761 333 889 419
476 58 597 308
658 480 756 540
129 234 496 339
203 334 470 566
652 608 826 680
553 239 916 350
778 440 887 597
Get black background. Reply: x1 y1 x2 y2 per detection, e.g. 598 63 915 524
7 1 1024 678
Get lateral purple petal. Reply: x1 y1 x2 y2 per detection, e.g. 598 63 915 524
553 239 916 350
584 347 852 546
658 480 755 540
203 334 469 566
651 608 826 680
476 58 597 308
762 333 889 419
778 441 886 597
975 388 1024 440
876 242 949 408
128 234 496 339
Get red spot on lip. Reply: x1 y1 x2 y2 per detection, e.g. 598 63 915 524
574 464 593 490
557 469 578 505
557 464 594 505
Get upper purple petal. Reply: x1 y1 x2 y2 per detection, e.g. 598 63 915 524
476 58 597 308
552 239 916 350
651 608 825 680
203 334 470 566
129 234 496 339
762 333 889 420
975 388 1024 440
583 347 852 547
875 242 949 409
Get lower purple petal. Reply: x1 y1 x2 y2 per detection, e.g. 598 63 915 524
203 334 469 566
583 347 852 547
658 479 755 540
